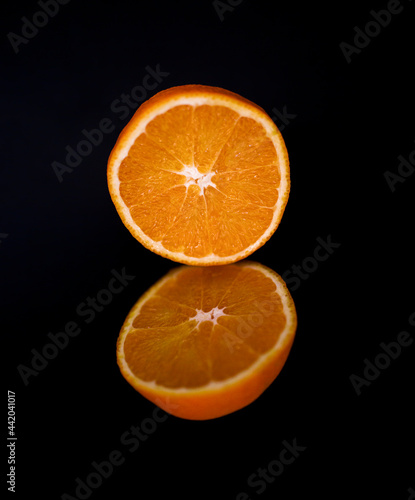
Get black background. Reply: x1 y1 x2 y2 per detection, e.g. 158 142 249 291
2 0 414 499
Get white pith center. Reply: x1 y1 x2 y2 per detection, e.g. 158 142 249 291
178 165 217 195
193 306 226 326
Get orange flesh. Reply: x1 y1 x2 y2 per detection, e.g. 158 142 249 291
118 105 281 258
123 265 287 389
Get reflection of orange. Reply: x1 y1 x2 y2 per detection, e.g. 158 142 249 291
117 261 297 420
107 85 290 266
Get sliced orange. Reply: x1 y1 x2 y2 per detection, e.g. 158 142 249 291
107 85 290 266
116 261 297 420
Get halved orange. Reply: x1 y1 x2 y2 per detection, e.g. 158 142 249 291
116 261 297 420
107 85 290 266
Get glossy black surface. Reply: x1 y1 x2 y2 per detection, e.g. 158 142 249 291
2 1 414 498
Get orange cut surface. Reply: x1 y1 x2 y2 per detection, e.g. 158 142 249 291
107 85 290 265
116 261 297 420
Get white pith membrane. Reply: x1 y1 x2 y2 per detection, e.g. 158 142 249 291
117 262 296 392
179 165 217 195
193 306 227 325
108 94 290 264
